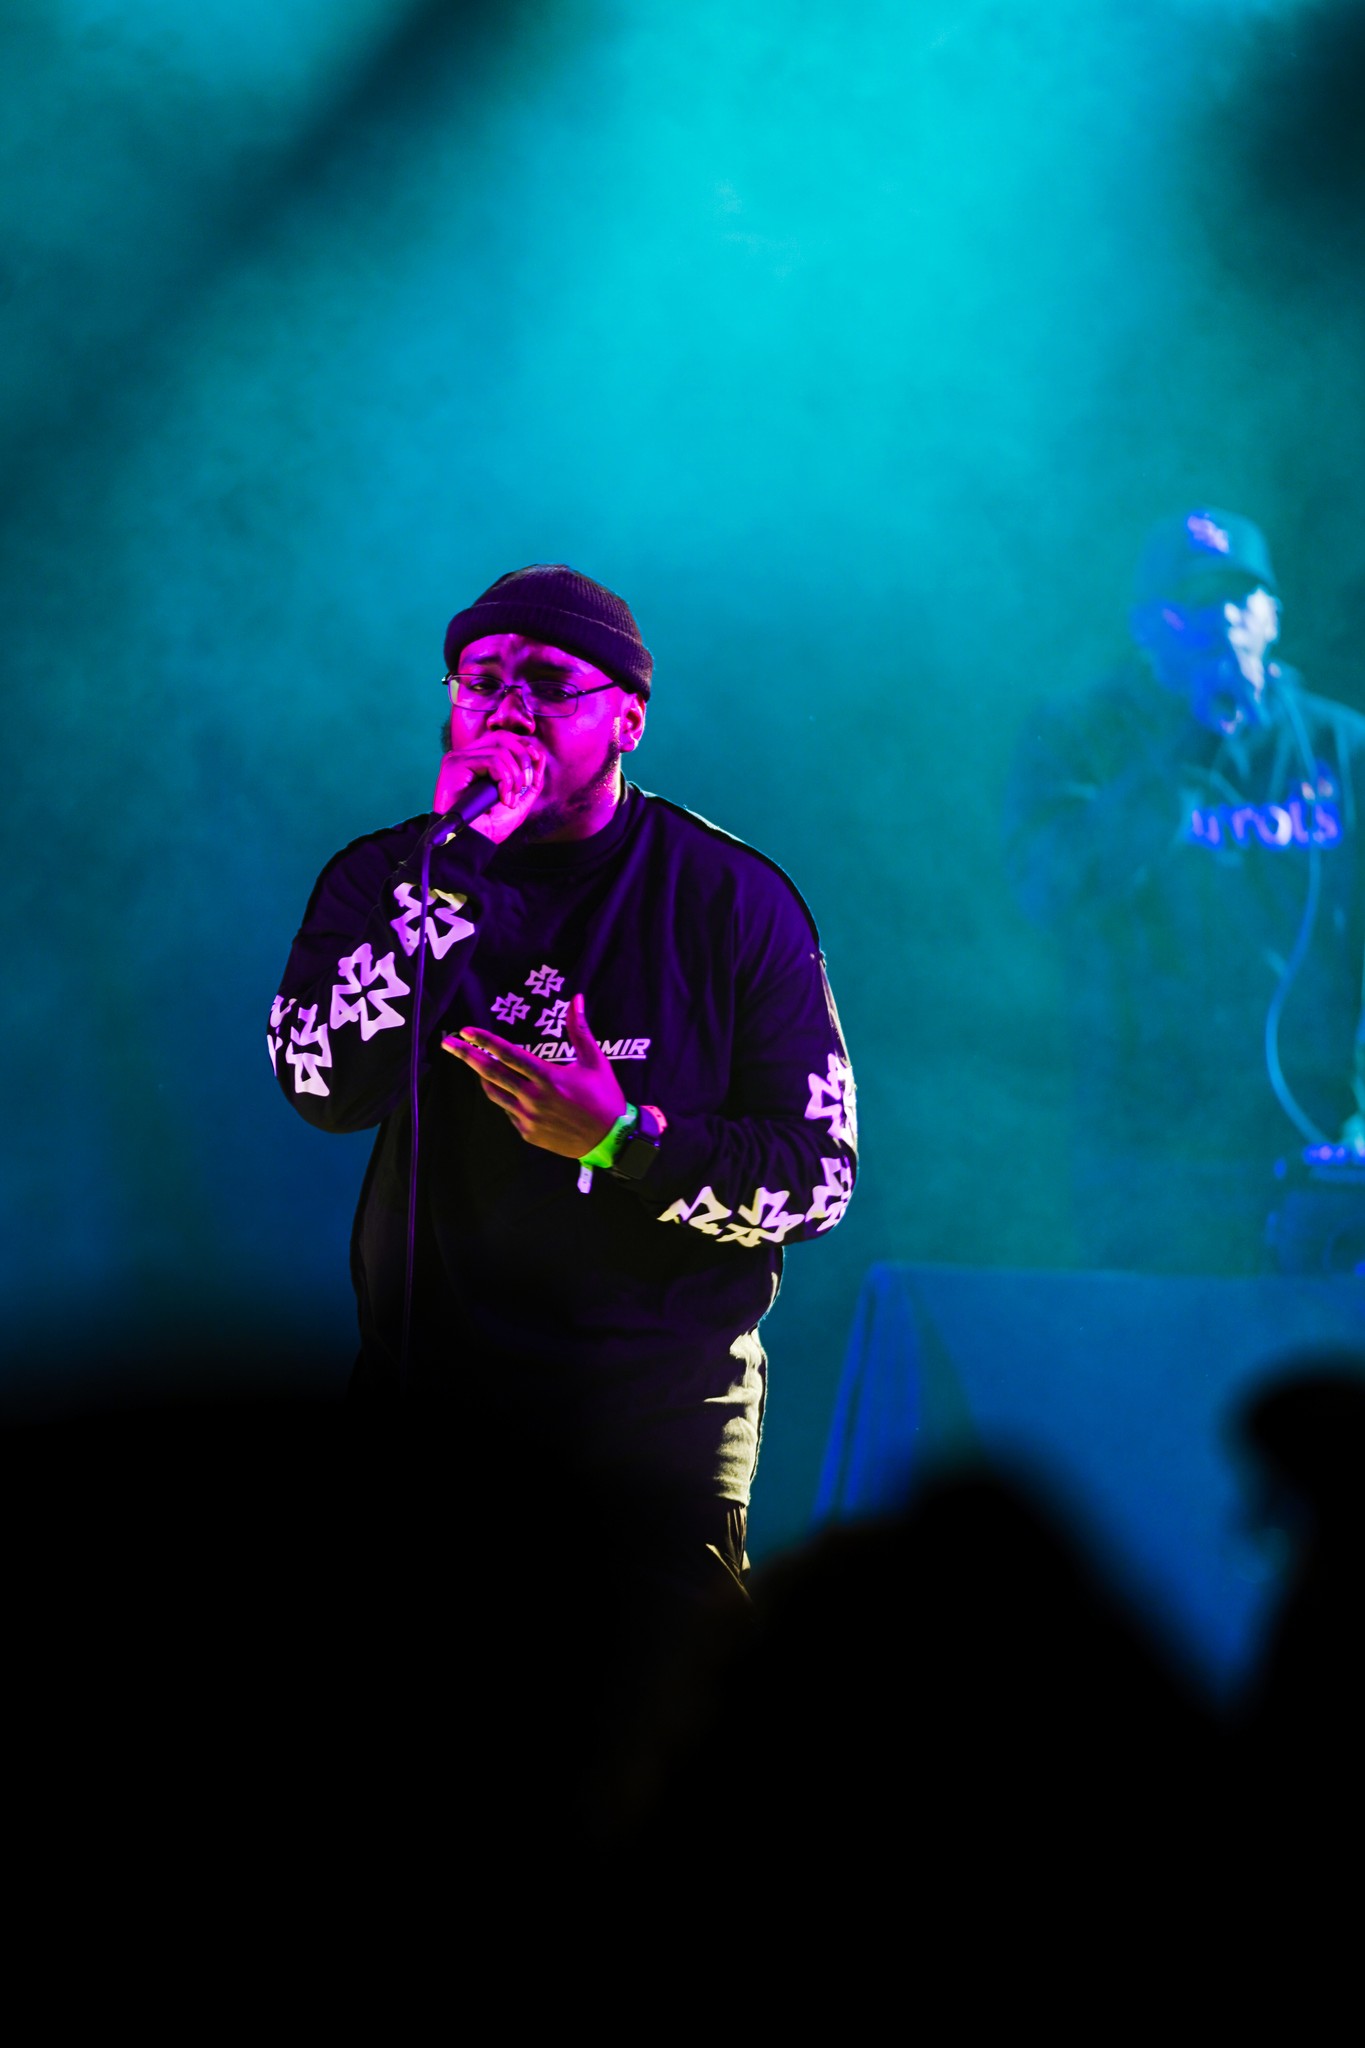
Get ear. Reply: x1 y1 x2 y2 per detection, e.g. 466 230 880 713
1129 600 1171 653
619 691 647 754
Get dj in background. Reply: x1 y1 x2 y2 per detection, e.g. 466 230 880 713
1005 508 1365 1275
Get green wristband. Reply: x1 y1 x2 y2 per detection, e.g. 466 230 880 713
578 1103 638 1171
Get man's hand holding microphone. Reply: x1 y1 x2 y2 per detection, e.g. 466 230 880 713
431 731 547 846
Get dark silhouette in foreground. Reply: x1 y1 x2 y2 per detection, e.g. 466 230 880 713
1228 1362 1365 1968
4 1338 1363 2002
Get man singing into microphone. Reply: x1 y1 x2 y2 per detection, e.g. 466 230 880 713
268 565 856 1594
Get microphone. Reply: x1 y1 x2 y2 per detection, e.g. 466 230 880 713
425 776 500 848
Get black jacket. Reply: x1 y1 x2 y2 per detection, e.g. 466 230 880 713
270 784 857 1499
1005 663 1365 1154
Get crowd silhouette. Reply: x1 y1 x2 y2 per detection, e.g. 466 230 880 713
3 1339 1361 2011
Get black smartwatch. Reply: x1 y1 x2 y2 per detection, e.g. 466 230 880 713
610 1103 667 1179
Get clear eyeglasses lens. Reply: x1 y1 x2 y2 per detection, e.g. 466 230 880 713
445 672 582 718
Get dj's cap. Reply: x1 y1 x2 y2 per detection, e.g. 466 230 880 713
1134 507 1278 605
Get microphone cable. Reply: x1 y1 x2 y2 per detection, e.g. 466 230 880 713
399 782 498 1391
400 827 439 1393
1263 681 1329 1148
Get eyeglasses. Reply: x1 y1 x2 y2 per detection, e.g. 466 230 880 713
443 670 618 720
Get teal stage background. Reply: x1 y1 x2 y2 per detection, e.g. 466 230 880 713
6 0 1365 1560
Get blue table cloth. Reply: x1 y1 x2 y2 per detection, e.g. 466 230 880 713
815 1264 1365 1697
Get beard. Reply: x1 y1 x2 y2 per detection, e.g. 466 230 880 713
520 734 623 843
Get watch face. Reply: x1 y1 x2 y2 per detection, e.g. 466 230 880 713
614 1111 663 1178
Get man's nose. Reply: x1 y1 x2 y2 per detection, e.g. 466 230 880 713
487 683 537 729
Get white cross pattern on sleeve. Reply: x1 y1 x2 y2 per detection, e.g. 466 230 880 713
526 964 565 997
658 1185 734 1236
491 992 531 1025
718 1187 807 1248
390 884 476 960
807 1156 853 1233
537 998 571 1038
329 944 411 1041
805 1052 857 1150
285 1003 333 1096
268 994 295 1073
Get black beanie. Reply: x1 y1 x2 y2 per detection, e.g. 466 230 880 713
443 564 653 698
